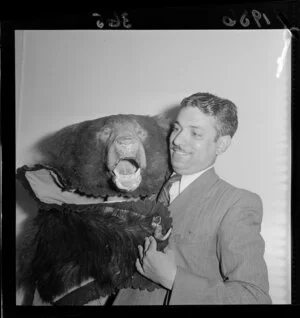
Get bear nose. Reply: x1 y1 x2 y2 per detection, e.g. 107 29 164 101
115 136 139 156
116 136 137 145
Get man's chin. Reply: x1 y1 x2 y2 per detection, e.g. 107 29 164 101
171 160 189 174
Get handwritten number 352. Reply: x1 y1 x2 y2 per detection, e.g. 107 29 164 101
223 10 271 28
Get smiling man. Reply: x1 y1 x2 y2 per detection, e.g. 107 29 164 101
113 92 272 305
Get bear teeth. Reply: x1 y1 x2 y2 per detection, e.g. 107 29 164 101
113 168 142 192
113 158 140 175
113 168 141 179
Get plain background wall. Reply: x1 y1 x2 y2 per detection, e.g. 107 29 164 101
15 30 291 304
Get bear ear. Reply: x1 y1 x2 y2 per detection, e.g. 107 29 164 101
152 104 181 133
151 113 172 133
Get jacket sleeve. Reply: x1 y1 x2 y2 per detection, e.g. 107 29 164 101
168 191 272 304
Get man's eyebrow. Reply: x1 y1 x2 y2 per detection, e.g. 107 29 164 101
190 125 204 131
173 121 204 131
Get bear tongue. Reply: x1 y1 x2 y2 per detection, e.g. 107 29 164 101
114 159 137 175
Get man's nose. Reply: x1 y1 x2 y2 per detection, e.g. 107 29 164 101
171 130 186 146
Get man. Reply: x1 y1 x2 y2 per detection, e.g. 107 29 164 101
113 92 272 305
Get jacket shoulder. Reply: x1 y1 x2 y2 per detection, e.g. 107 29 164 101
216 178 263 208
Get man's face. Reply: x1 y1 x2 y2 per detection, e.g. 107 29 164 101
169 106 221 175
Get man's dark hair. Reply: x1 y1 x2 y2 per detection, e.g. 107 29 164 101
180 92 238 140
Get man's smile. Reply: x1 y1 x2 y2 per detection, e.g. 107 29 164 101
171 148 191 157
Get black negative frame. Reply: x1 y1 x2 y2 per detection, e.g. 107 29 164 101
1 1 300 316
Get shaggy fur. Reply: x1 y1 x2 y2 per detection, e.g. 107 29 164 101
17 199 172 303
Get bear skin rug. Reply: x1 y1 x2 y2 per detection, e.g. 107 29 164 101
16 114 173 306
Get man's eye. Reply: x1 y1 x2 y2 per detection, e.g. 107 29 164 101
192 132 202 138
172 125 180 132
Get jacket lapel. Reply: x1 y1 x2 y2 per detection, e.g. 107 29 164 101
168 168 220 233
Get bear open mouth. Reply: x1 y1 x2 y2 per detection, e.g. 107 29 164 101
113 158 139 175
112 158 142 192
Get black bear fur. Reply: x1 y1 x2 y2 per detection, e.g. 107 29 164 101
17 197 172 303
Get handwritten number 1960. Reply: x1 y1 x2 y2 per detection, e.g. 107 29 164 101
223 10 271 28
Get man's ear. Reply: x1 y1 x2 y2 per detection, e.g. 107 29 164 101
216 135 231 155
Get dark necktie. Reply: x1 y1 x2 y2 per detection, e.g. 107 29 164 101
157 174 181 306
157 174 182 206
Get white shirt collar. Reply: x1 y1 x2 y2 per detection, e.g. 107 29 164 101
169 165 214 203
179 165 214 194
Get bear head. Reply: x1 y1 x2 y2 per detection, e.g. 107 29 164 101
36 114 172 199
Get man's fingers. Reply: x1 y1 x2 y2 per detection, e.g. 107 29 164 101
135 258 144 274
147 236 157 251
144 236 150 252
138 245 144 260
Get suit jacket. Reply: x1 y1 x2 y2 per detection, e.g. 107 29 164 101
113 168 272 305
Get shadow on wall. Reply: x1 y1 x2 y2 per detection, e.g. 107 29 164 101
161 104 181 123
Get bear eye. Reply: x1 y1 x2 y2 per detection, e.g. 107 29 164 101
102 127 111 136
137 128 147 140
97 126 112 142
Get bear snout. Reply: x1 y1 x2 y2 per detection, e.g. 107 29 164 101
115 136 140 157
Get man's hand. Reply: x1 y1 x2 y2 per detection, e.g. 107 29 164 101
136 236 177 290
